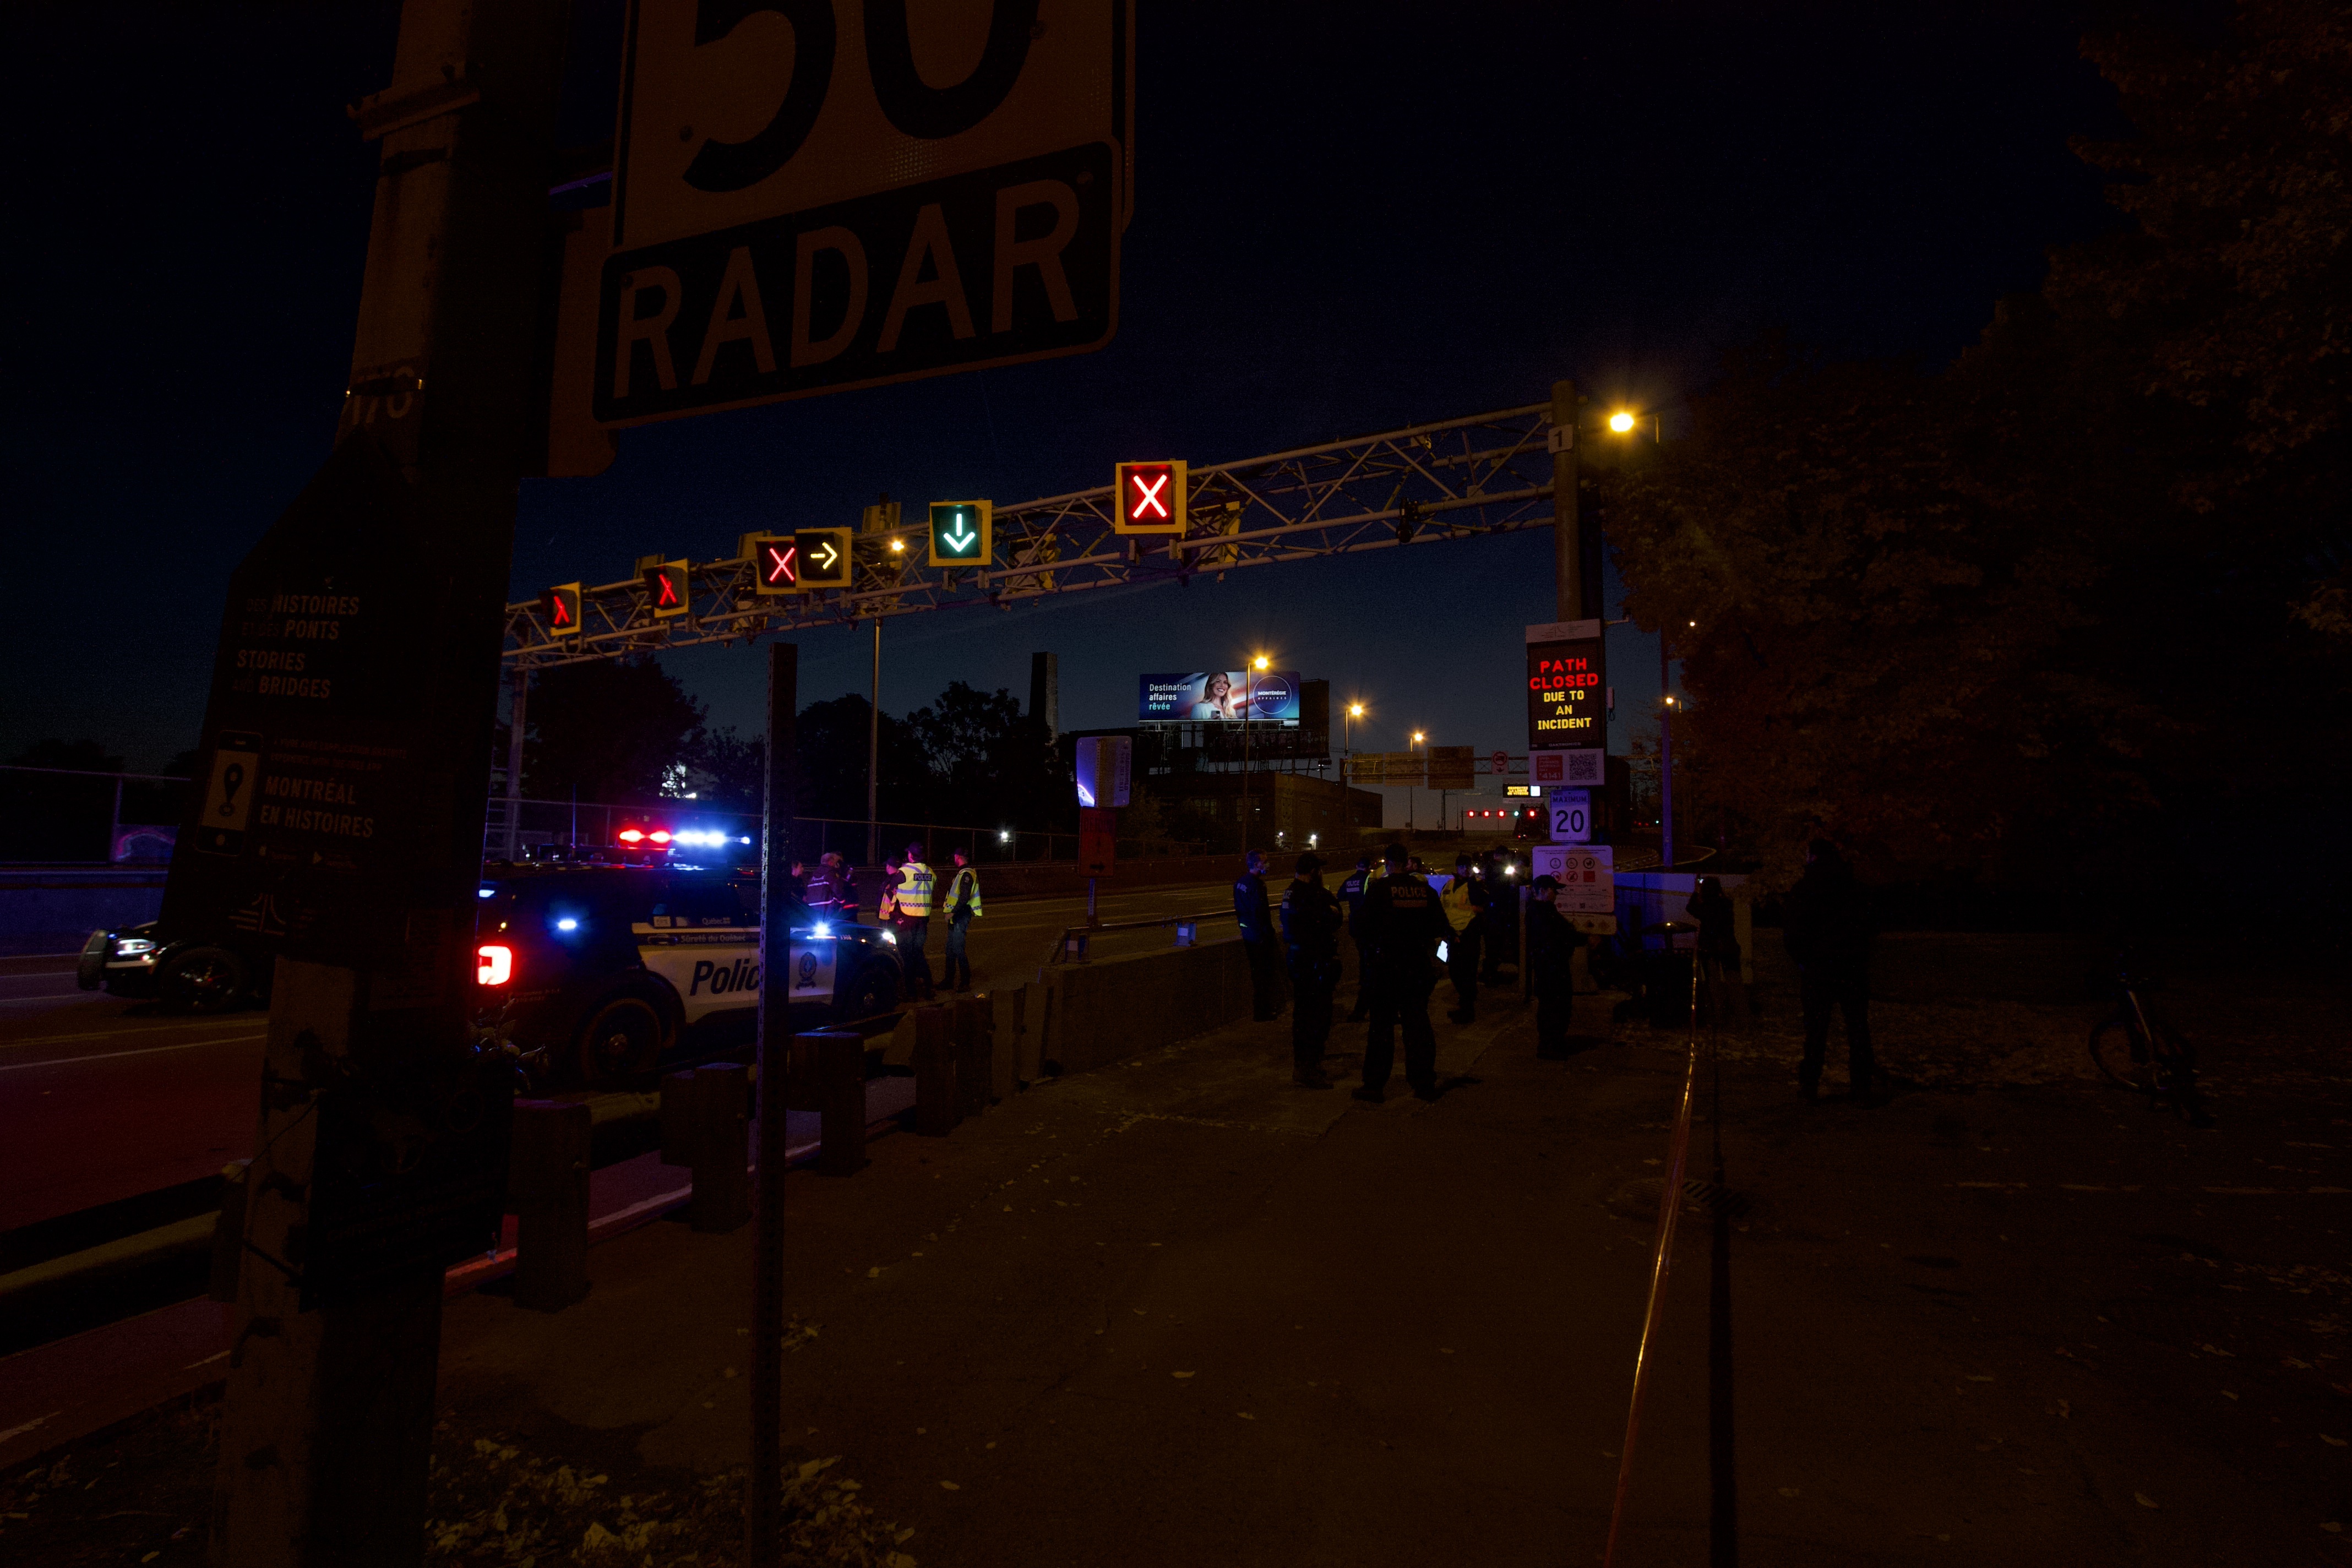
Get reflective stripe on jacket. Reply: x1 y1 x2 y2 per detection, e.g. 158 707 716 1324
895 861 936 918
946 866 983 919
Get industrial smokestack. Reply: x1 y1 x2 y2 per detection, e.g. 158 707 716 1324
1029 651 1059 741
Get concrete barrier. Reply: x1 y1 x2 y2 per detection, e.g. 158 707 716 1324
1032 937 1256 1076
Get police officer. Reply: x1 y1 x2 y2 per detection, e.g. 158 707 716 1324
1357 841 1450 1103
802 852 853 921
1234 849 1283 1022
1440 853 1490 1023
941 847 983 992
894 842 938 1000
1525 874 1588 1059
1337 853 1376 1022
1278 852 1341 1088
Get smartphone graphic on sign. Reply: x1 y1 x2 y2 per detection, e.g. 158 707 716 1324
195 731 263 856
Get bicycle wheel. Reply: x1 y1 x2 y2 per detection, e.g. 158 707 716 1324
2089 1012 2152 1092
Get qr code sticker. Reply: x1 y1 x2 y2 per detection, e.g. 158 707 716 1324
1564 750 1604 785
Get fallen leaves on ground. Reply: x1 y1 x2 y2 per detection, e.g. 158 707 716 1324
423 1441 914 1566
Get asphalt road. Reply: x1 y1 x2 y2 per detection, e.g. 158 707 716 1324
0 882 1240 1237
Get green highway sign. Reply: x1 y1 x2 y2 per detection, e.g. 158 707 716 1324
928 500 992 568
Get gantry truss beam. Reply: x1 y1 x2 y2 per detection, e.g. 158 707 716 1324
503 402 1556 669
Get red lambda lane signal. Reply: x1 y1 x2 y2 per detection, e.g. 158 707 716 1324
1113 460 1188 535
541 582 582 638
752 535 798 595
645 560 691 619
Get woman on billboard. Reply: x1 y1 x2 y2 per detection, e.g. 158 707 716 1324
1187 672 1241 721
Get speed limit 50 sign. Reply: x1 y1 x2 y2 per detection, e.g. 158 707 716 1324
596 1 1133 426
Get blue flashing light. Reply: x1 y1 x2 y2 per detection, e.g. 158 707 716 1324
477 888 495 899
557 917 579 932
812 922 831 939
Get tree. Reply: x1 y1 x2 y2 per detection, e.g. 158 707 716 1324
905 681 1065 830
11 738 127 772
524 656 706 804
1601 2 2352 894
791 694 930 826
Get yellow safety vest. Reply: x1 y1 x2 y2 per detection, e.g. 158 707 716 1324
895 861 936 917
1440 876 1476 933
945 866 983 918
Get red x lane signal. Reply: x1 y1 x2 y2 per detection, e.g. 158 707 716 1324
1113 460 1189 535
541 582 581 638
752 535 798 595
644 560 690 619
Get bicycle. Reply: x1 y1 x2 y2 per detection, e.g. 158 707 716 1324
2088 957 2214 1128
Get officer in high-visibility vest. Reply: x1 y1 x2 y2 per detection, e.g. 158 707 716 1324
1439 853 1490 1023
893 842 938 1000
941 847 983 992
1357 841 1451 1103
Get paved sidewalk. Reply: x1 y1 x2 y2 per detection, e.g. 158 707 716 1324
8 978 2348 1565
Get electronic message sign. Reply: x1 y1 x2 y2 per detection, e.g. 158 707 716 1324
928 500 992 567
1526 618 1605 786
1113 460 1186 534
751 535 797 594
1139 670 1301 722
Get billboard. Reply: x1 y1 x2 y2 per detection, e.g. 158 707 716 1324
1139 671 1302 722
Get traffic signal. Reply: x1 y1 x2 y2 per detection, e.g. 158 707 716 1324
927 500 992 567
750 535 798 595
796 527 852 589
541 582 581 638
1113 460 1188 535
644 559 690 619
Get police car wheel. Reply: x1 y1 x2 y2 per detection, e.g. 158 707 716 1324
158 946 248 1014
846 970 896 1021
579 996 663 1086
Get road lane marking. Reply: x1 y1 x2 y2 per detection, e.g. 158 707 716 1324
1 1020 264 1050
0 1035 266 1073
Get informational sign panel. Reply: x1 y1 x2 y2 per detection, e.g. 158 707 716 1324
1548 788 1593 843
1531 843 1614 913
1426 745 1476 790
1526 618 1605 785
1074 734 1131 809
1346 751 1421 785
595 1 1134 426
1079 805 1117 875
1505 783 1545 799
1491 749 1509 775
1138 671 1301 722
1113 459 1186 533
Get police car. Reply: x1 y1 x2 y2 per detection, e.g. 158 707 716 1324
472 862 901 1085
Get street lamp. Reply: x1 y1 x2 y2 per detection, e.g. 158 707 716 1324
1242 652 1273 854
1608 410 1636 434
1407 730 1427 829
1346 701 1365 758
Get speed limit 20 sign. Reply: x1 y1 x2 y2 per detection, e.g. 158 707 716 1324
1548 787 1593 843
595 2 1134 426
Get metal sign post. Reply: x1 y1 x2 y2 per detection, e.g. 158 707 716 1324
749 640 798 1558
192 2 568 1561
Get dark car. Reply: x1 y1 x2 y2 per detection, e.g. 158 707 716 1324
472 863 901 1085
78 922 257 1011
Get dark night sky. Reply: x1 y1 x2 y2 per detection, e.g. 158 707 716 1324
4 2 2125 816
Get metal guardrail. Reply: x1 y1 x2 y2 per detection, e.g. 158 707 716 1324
1044 907 1235 966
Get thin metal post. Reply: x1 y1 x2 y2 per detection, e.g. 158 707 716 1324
867 618 881 865
749 640 797 1558
107 776 123 864
504 666 527 860
1552 379 1582 623
1660 633 1675 871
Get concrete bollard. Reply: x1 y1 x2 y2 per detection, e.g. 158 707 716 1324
993 984 1025 1101
805 1031 868 1176
913 1005 961 1136
953 995 992 1118
508 1099 592 1311
661 1065 751 1232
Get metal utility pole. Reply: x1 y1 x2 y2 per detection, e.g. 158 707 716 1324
866 617 881 865
1240 666 1253 853
200 2 567 1562
1659 633 1676 871
749 641 798 1559
503 667 527 859
1551 378 1583 622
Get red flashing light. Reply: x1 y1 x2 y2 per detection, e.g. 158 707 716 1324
476 944 514 986
618 828 646 844
649 829 673 845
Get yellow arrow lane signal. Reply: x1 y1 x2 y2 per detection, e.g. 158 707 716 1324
927 500 992 567
796 527 852 589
